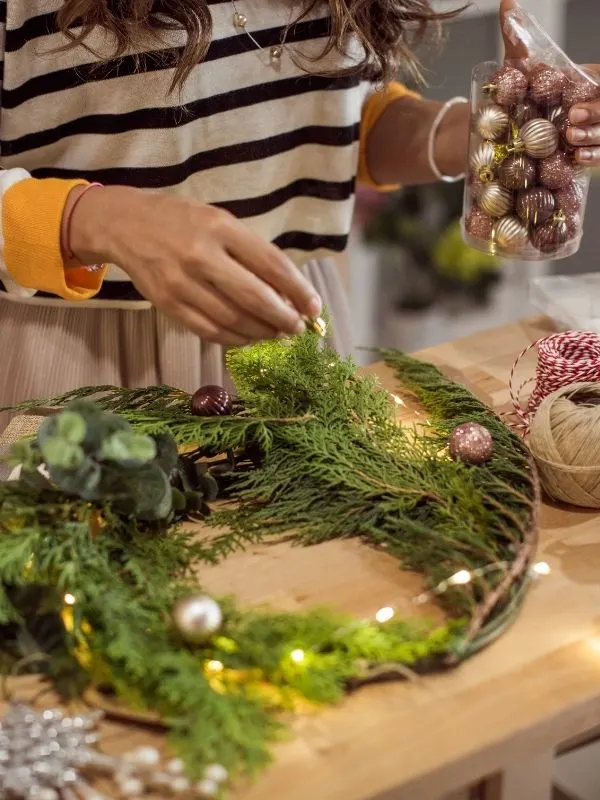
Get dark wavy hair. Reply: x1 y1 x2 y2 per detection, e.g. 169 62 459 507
57 0 466 91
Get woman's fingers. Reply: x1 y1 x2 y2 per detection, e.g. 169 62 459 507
224 223 322 320
208 253 307 335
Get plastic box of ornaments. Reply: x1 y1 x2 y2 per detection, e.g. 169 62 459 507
461 6 599 261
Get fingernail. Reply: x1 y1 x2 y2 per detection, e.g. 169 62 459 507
569 127 586 143
570 108 590 124
578 148 593 161
307 296 322 317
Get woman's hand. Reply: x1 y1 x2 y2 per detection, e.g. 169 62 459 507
500 0 600 165
65 185 322 346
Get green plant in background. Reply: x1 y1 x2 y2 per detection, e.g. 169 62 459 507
433 220 498 283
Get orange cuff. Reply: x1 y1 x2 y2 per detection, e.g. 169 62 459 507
3 177 106 300
358 81 421 192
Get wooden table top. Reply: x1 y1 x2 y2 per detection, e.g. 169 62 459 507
7 316 600 800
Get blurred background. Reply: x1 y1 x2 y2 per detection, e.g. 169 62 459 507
348 0 600 363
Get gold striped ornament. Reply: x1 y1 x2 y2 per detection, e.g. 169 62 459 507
519 119 559 159
469 141 499 183
475 105 509 141
479 181 513 218
493 215 529 251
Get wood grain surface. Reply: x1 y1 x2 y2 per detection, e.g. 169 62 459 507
6 316 600 800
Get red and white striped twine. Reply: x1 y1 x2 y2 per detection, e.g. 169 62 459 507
509 330 600 434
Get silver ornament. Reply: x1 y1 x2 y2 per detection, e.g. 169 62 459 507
0 702 224 799
520 119 559 159
173 595 223 643
479 181 513 218
494 215 529 251
475 105 509 141
469 141 498 183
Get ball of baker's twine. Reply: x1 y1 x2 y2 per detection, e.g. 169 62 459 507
529 382 600 508
509 330 600 433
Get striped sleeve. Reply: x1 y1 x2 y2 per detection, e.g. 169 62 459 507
0 171 107 299
358 81 421 191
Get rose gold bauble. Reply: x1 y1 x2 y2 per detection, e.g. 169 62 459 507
538 152 575 190
554 181 584 214
562 75 600 108
498 153 536 190
516 187 555 226
486 65 528 107
448 422 493 465
529 66 568 106
464 206 494 240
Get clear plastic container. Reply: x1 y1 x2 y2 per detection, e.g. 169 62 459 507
529 274 600 332
461 8 600 261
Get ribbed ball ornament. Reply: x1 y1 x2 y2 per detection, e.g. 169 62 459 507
531 211 571 253
520 119 559 159
516 187 555 227
469 141 498 183
479 181 513 218
494 215 529 251
475 105 510 140
498 153 536 190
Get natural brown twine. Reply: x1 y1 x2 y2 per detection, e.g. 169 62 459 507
529 382 600 508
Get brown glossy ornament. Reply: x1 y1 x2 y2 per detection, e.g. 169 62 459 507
554 181 584 214
520 118 559 158
531 210 570 253
494 215 529 251
448 422 493 465
512 100 538 127
475 105 509 140
498 153 536 190
538 152 575 190
190 385 232 417
516 187 555 226
464 206 494 240
479 181 513 218
485 65 528 107
529 65 568 106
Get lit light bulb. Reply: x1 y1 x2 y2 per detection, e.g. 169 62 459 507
375 606 395 623
449 569 472 586
390 393 405 407
206 660 224 673
532 561 551 576
64 593 76 606
290 649 305 663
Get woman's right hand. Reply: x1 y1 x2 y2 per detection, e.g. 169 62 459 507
64 185 322 346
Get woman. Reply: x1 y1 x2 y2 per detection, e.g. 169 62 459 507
0 0 598 404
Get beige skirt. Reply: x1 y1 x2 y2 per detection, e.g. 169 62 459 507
0 259 352 413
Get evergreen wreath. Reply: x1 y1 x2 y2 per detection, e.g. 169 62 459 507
0 330 538 786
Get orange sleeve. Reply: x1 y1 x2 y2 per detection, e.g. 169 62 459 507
358 81 422 192
2 177 106 300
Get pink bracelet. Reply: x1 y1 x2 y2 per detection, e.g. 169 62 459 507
64 182 103 272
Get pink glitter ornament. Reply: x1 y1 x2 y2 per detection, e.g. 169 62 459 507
464 206 494 240
529 66 568 106
449 422 493 465
562 76 600 108
538 152 575 190
486 65 528 107
554 181 584 214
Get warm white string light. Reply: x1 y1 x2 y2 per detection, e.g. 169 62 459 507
290 649 305 663
375 606 395 623
63 593 76 606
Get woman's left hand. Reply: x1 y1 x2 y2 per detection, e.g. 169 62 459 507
500 0 600 165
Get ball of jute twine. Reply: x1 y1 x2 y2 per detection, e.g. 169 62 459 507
529 382 600 508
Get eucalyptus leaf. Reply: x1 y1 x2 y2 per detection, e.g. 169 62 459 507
152 433 179 475
41 437 84 470
51 459 102 500
56 411 87 445
100 432 157 465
